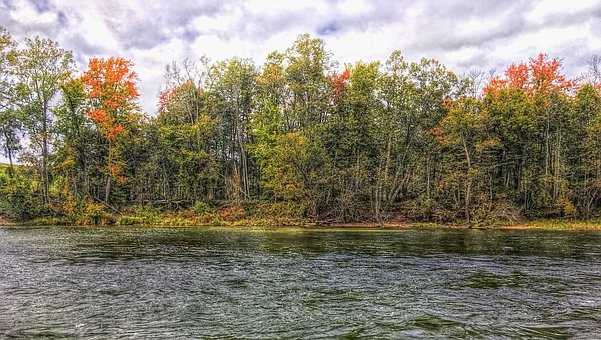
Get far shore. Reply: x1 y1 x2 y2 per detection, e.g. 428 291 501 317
3 216 601 231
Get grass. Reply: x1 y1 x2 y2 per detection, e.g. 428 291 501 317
499 218 601 231
3 197 601 231
6 213 601 231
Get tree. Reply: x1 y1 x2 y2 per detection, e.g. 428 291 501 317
0 27 14 109
586 55 601 88
150 79 217 204
438 98 488 222
573 84 601 215
14 37 74 204
283 34 334 130
0 27 20 177
374 52 460 222
53 78 97 199
324 62 379 221
207 58 258 201
81 57 139 204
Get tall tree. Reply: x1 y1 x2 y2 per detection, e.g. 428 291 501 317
53 78 97 199
484 54 575 214
574 84 601 215
0 27 19 177
438 98 487 222
14 37 74 203
152 79 217 204
207 58 257 201
81 57 139 204
284 34 333 130
374 52 459 220
325 62 379 221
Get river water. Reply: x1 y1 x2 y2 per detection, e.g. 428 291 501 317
1 226 601 338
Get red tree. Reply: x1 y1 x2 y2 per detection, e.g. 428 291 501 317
484 53 574 96
330 68 350 101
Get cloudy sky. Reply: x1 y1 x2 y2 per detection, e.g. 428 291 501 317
1 0 600 113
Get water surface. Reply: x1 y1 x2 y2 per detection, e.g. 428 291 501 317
1 226 601 338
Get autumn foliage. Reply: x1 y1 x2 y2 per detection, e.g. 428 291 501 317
330 68 350 101
81 57 138 141
81 57 139 108
5 25 601 225
484 53 575 96
81 57 139 188
158 87 176 114
157 80 201 115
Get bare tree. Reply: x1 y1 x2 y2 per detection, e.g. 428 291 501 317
587 55 601 86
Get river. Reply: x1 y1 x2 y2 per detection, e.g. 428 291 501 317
1 226 601 338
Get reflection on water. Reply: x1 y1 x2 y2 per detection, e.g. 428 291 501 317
1 226 601 338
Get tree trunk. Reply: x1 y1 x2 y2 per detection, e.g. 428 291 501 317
374 135 392 226
462 135 472 224
7 146 14 178
545 117 549 176
105 175 111 204
105 141 112 204
238 127 249 199
3 130 14 178
42 102 49 204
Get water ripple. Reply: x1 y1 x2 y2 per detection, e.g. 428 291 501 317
1 226 601 338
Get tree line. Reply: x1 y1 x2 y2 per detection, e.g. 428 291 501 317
2 26 601 225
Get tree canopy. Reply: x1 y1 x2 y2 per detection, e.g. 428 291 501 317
1 28 601 225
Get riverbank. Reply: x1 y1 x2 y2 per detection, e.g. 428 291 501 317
3 212 601 231
497 219 601 231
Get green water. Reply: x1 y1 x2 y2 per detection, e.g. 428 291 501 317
1 226 601 338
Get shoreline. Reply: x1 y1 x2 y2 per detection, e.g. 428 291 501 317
3 217 601 231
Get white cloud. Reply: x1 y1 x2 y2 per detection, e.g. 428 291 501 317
527 0 599 22
1 0 599 114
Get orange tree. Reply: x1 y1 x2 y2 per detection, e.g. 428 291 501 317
81 57 139 204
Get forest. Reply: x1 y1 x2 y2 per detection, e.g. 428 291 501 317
1 25 601 226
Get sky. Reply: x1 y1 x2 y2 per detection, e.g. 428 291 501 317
1 0 601 114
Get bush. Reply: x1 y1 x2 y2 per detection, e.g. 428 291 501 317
0 174 45 221
251 201 306 218
558 197 576 217
117 215 144 225
79 201 111 225
121 205 161 225
217 205 246 222
471 198 521 226
193 200 213 215
403 196 439 221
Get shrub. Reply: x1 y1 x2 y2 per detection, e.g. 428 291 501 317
217 205 246 222
404 196 438 221
558 197 576 217
252 201 306 218
79 201 110 225
193 200 213 215
123 205 161 225
472 198 521 226
117 215 144 225
0 174 45 221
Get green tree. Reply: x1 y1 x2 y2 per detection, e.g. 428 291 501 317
324 62 379 221
574 84 601 215
207 58 258 201
374 52 460 222
14 37 74 204
0 27 20 177
53 78 97 200
438 98 487 222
